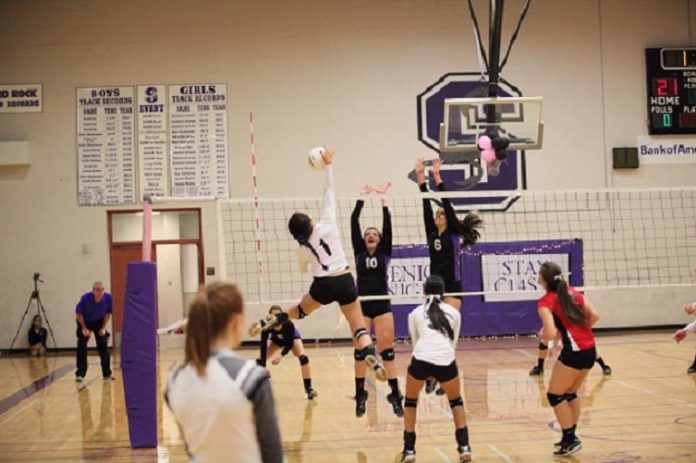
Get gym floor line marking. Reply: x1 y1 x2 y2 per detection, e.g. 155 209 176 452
0 364 72 416
434 446 454 462
488 444 516 463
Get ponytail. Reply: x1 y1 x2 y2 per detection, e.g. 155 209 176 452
184 282 244 376
185 292 211 376
422 275 455 340
556 279 587 327
539 261 587 327
458 213 483 248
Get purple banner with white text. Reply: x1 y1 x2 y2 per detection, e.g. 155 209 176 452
389 240 583 338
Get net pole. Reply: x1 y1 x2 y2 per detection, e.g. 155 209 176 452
249 112 265 301
142 195 153 262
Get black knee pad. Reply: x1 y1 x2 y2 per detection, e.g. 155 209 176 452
404 397 418 408
380 348 395 361
449 397 464 408
299 355 309 366
354 349 365 361
564 392 578 402
538 342 548 350
297 304 307 319
354 327 368 341
546 392 566 407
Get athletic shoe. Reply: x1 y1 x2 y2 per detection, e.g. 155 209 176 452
553 439 582 457
458 445 472 462
529 365 544 376
688 363 696 374
103 375 115 381
355 391 368 417
555 436 580 448
435 387 445 396
387 393 404 417
306 388 318 400
75 376 84 382
425 378 438 394
364 353 387 382
248 313 279 337
399 450 416 463
601 364 612 375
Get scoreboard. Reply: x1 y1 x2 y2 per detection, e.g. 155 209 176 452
646 47 696 135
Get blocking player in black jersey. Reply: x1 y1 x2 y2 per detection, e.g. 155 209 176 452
414 157 482 311
350 182 404 418
258 305 318 400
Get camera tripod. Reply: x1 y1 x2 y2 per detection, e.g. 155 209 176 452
8 273 58 352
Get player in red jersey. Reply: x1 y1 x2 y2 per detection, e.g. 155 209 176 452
537 261 600 457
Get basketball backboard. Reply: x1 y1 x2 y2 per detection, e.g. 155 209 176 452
439 96 543 153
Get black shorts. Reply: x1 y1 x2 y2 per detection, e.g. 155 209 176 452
361 299 392 319
445 280 462 295
408 357 458 383
309 273 358 306
559 347 596 370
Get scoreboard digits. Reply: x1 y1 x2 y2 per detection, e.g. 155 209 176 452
646 48 696 135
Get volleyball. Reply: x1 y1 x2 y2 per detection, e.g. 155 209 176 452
307 146 326 171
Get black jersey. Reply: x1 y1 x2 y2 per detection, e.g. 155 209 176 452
351 200 392 296
258 322 299 366
420 182 461 283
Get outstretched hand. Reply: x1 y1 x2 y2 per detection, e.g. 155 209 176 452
321 145 334 165
373 181 392 194
359 185 373 195
673 329 687 343
684 303 696 315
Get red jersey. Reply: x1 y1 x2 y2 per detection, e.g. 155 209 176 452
537 286 595 352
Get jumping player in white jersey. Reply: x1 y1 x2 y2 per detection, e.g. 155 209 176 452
400 275 471 463
249 146 387 387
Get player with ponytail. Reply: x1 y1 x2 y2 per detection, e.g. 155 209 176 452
400 275 471 463
537 261 600 457
248 146 387 401
165 282 283 463
414 157 482 310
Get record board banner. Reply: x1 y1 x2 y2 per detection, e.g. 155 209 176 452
76 86 135 206
0 84 42 113
169 83 229 198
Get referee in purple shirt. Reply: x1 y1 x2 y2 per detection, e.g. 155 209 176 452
75 281 114 381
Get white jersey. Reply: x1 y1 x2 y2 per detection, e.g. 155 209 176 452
298 165 349 278
408 297 461 366
164 349 283 463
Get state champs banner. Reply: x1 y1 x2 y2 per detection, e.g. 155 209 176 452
388 240 584 338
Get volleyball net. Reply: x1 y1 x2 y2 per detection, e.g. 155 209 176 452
217 187 696 306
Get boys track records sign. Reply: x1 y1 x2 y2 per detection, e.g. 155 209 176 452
76 87 136 206
169 84 229 198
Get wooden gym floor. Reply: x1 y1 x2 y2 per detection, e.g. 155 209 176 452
0 331 694 462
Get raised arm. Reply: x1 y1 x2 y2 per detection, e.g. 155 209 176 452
351 197 367 255
432 158 458 234
415 158 437 236
374 181 393 255
319 147 336 224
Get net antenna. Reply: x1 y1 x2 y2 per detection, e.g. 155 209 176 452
249 112 266 299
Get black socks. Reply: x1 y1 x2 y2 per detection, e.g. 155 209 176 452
388 378 400 397
355 377 366 396
403 431 416 451
303 378 312 392
455 427 469 447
